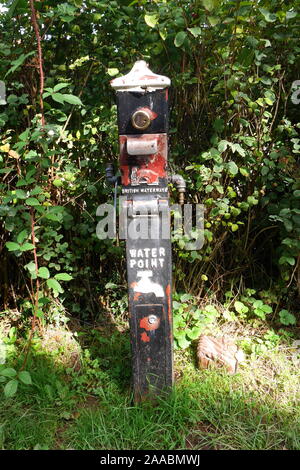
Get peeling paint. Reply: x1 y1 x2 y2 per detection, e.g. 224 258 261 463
166 284 172 324
140 315 160 331
119 134 167 187
141 332 150 343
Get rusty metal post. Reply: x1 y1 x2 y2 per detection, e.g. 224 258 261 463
110 61 173 401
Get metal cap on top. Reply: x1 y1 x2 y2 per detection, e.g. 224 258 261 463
110 60 171 92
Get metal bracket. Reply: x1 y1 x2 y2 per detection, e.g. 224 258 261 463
127 199 168 218
127 137 158 156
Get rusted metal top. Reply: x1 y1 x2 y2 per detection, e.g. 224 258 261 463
111 60 170 92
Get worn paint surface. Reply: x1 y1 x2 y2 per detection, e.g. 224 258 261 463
113 75 173 402
119 134 167 187
140 315 161 331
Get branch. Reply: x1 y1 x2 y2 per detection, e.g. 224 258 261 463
29 0 45 127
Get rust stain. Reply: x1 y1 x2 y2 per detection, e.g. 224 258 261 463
138 107 158 121
133 292 142 301
139 75 157 81
141 332 150 343
140 316 160 331
166 284 172 324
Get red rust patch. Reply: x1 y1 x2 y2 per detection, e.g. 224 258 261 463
119 134 167 187
141 332 150 342
140 316 160 331
138 107 158 121
166 284 172 323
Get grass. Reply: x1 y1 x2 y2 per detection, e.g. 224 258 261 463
0 319 299 450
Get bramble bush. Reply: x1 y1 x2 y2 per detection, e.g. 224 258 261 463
0 0 299 341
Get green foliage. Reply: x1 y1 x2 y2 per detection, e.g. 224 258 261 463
0 366 32 398
173 292 219 349
0 0 299 332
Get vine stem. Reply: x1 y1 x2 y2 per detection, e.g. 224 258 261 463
29 0 45 127
21 208 40 369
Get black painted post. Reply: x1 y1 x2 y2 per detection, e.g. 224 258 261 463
111 61 173 402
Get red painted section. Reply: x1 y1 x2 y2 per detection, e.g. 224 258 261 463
137 107 158 121
140 316 160 331
119 134 167 187
139 75 158 81
166 284 172 324
141 332 150 343
130 281 138 288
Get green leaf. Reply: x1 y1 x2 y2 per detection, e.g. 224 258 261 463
61 94 83 106
187 27 202 37
4 379 18 398
15 189 27 199
201 0 219 12
279 310 296 326
47 278 64 294
218 140 229 153
179 293 193 302
207 16 220 26
0 368 17 378
107 68 119 77
52 93 65 104
26 197 40 206
261 305 272 314
286 11 297 20
38 267 50 279
187 326 202 340
24 261 36 277
7 0 21 19
174 31 187 48
232 143 246 157
53 179 63 188
5 51 35 77
54 273 73 281
53 83 69 92
247 196 258 206
259 8 277 23
159 29 167 41
176 336 191 350
18 371 32 385
234 301 249 315
6 242 20 252
19 243 35 252
227 161 239 176
144 14 158 28
279 256 295 266
17 230 28 244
